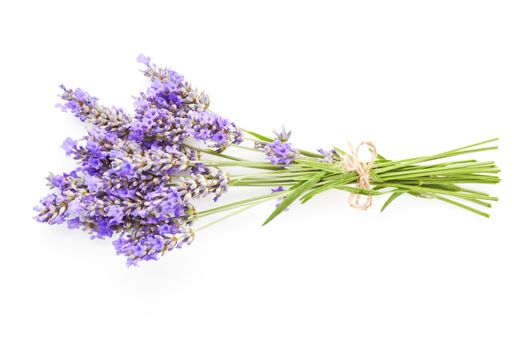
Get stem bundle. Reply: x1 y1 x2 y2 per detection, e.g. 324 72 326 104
195 136 499 226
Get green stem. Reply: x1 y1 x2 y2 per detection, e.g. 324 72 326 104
434 195 490 218
195 203 261 231
183 144 246 161
197 190 289 218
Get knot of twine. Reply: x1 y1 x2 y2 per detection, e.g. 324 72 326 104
341 141 377 210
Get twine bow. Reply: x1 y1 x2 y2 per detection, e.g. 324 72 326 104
341 141 377 210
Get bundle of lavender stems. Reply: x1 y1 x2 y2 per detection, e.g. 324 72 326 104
34 55 500 266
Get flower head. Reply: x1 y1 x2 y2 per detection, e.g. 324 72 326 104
318 148 341 163
264 128 299 166
186 110 243 152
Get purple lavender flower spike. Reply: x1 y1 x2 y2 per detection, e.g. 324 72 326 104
58 86 97 120
138 56 208 114
113 223 194 266
264 127 299 166
186 110 243 152
58 85 131 134
318 148 341 163
176 168 229 202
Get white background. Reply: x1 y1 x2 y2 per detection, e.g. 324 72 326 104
1 1 524 349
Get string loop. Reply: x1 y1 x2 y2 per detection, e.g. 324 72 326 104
341 141 377 210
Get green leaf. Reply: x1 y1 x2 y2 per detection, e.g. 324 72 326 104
380 191 405 212
376 153 387 161
434 195 490 218
295 159 343 173
298 149 324 158
425 184 461 192
369 170 384 183
332 146 349 157
333 185 380 196
243 129 273 142
300 177 351 204
262 171 326 226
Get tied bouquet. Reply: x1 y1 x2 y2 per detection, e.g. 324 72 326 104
34 55 500 266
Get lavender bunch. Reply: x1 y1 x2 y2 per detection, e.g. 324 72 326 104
35 55 500 266
35 55 242 266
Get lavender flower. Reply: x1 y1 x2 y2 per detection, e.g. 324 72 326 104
264 127 299 166
186 110 243 152
176 167 229 202
318 148 341 163
113 222 194 266
58 85 131 135
128 107 187 147
137 54 209 114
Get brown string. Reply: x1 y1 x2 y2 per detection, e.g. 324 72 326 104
341 141 377 210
